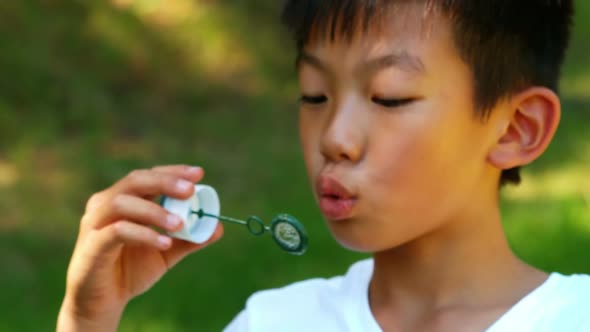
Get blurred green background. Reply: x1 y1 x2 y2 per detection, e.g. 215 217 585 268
0 1 588 331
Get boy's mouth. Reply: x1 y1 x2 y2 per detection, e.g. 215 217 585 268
316 175 358 220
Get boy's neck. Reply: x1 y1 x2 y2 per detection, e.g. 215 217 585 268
369 193 547 330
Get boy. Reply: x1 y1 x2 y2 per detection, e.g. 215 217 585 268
57 1 590 331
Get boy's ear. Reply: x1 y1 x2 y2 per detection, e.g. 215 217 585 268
487 87 561 170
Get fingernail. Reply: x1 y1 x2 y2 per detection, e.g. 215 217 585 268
176 179 192 192
188 166 202 174
166 214 182 230
158 235 172 248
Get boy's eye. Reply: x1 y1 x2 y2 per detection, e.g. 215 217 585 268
372 97 415 108
300 95 328 105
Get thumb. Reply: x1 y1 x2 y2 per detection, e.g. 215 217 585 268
162 224 224 268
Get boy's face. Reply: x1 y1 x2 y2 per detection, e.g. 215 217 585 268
297 6 505 251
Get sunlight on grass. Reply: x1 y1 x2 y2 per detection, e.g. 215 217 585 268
504 165 590 201
562 75 590 98
504 164 590 233
111 0 206 25
113 0 163 16
101 0 265 95
502 162 590 257
87 6 152 66
0 161 19 188
168 9 266 94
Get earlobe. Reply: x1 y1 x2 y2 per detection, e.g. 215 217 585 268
487 87 561 170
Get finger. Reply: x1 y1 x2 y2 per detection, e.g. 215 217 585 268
151 165 204 182
163 224 224 269
85 166 201 215
85 191 109 214
151 165 204 203
85 194 185 231
113 169 198 199
94 220 173 253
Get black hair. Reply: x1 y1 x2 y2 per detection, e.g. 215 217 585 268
281 0 574 186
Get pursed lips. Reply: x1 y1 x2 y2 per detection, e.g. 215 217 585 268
316 175 358 220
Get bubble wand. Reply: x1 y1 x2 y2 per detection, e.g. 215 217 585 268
192 209 307 255
160 185 308 255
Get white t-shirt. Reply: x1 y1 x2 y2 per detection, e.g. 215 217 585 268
224 259 590 331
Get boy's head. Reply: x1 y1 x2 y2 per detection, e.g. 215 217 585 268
283 0 573 186
281 1 573 251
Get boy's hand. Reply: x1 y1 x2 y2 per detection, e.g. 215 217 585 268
57 165 224 332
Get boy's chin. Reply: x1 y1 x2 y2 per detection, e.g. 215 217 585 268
327 220 395 253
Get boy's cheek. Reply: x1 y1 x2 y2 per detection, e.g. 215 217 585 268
368 132 456 208
299 120 326 172
300 141 322 190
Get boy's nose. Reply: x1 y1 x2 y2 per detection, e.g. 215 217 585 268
320 103 366 164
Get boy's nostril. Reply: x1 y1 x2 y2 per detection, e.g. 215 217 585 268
339 153 351 161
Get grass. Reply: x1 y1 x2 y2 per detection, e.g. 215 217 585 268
0 1 588 331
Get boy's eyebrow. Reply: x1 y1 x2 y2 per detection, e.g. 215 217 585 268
297 51 426 75
297 53 328 72
366 51 426 74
